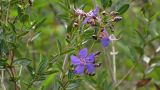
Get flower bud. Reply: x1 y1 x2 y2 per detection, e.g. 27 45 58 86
101 11 106 15
110 11 119 16
92 35 97 40
28 0 33 6
94 63 101 67
94 51 101 57
73 22 78 27
111 16 122 22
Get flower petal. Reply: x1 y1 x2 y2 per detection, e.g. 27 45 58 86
86 63 94 74
71 55 81 65
86 53 95 63
83 17 90 24
74 64 84 74
91 6 99 16
101 38 110 47
103 29 108 36
79 48 88 58
99 29 108 38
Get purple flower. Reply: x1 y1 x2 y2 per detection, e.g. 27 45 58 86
83 6 100 25
87 6 99 17
99 29 110 47
74 9 86 16
70 48 95 75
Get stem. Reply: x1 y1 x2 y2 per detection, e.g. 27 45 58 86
26 80 34 90
110 34 118 84
8 50 19 90
18 66 23 89
89 41 96 53
5 0 10 24
9 67 19 90
112 43 116 83
60 54 68 89
62 54 68 72
104 48 114 82
1 69 6 90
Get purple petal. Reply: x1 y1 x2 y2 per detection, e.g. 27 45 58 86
71 55 81 65
83 17 90 24
86 63 94 74
86 53 95 63
101 38 110 47
79 48 88 58
74 64 84 74
92 6 99 16
99 29 109 38
103 29 108 36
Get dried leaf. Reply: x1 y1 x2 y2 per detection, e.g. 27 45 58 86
136 78 151 88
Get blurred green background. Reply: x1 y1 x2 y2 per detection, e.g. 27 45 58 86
0 0 160 90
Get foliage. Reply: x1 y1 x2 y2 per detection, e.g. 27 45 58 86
0 0 160 90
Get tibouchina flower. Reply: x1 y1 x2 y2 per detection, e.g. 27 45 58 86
99 29 110 47
83 6 100 26
70 48 95 75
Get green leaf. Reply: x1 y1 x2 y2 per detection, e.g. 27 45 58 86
134 46 144 57
135 30 145 44
31 33 41 41
38 56 48 74
149 56 160 65
67 21 73 33
43 70 58 75
57 40 62 54
41 74 57 90
17 31 29 38
20 14 29 22
118 4 129 15
128 46 137 63
34 18 46 30
101 0 112 9
9 23 16 33
13 58 31 66
67 83 79 90
0 59 7 68
27 65 35 78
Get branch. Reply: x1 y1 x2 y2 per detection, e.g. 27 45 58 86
110 34 119 84
0 69 6 90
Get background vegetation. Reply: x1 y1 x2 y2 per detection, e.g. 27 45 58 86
0 0 160 90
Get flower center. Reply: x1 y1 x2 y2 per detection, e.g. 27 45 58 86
80 58 86 65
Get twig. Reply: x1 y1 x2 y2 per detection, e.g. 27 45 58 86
60 54 68 88
18 66 23 89
62 54 68 72
5 0 10 24
104 48 114 82
110 34 118 84
8 50 19 90
0 69 6 90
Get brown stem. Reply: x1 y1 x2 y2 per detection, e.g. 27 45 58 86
8 50 20 90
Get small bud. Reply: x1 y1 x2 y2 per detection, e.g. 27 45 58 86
87 73 95 76
73 22 78 27
94 51 101 56
28 0 33 6
94 63 101 67
110 11 119 16
92 35 97 40
102 11 106 15
111 16 122 22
